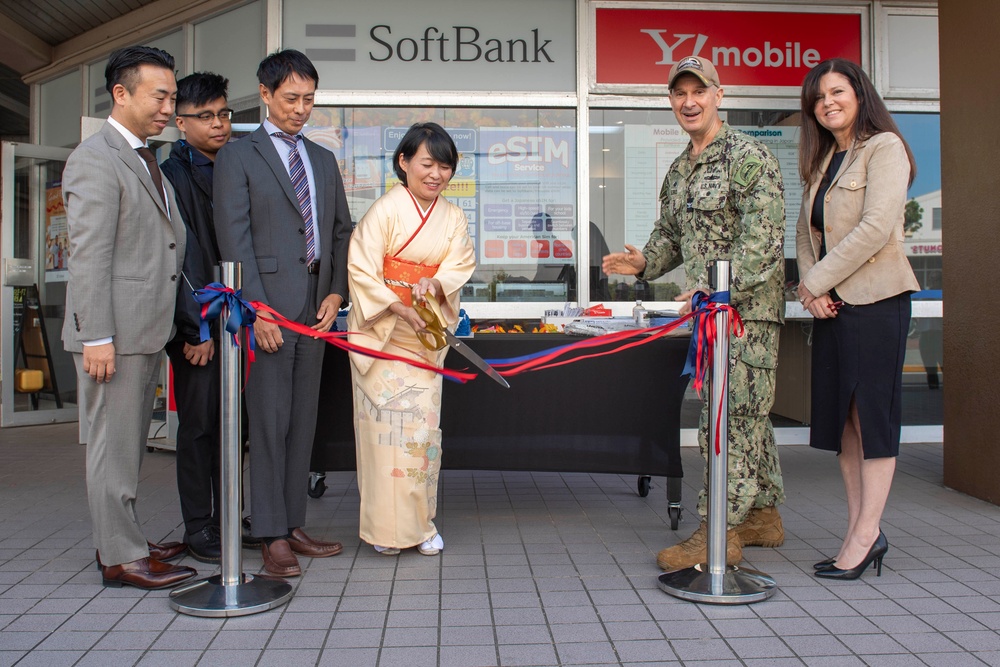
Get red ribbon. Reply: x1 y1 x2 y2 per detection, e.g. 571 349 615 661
197 285 744 418
689 302 745 396
487 314 699 376
250 302 477 384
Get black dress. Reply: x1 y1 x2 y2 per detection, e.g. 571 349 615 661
808 152 911 459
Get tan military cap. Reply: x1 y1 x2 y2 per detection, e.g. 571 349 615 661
668 56 721 88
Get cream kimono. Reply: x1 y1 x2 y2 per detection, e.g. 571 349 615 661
347 183 476 549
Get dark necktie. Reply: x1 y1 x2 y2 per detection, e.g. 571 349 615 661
135 146 167 210
272 132 316 264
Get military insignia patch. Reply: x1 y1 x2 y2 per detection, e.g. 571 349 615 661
733 158 763 188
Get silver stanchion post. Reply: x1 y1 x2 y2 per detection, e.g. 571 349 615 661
657 259 777 604
170 261 293 616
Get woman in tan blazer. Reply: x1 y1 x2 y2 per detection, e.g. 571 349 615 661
795 59 920 581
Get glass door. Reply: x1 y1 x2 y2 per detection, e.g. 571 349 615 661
1 142 76 427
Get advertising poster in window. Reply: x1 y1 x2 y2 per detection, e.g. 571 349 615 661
622 124 802 258
477 127 576 266
732 125 802 259
622 124 688 248
380 126 479 244
44 183 69 283
304 118 383 224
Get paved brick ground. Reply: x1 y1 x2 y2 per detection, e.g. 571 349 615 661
1 423 998 666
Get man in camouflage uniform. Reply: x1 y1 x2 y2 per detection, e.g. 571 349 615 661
603 56 785 571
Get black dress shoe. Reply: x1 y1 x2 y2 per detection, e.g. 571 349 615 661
813 557 836 570
242 516 262 549
101 557 197 590
815 531 888 581
186 526 222 564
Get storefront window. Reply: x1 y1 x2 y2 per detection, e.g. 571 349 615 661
591 108 942 429
307 106 577 303
894 112 943 424
193 1 263 104
589 108 799 304
39 72 81 148
86 30 185 119
893 113 942 289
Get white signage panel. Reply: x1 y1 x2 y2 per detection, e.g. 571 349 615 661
886 14 939 95
283 0 576 92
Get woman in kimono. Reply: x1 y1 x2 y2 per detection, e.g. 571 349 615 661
347 122 476 556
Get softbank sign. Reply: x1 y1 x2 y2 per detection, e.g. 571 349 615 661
596 8 863 88
287 0 576 92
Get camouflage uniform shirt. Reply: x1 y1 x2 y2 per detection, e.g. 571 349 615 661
640 122 785 323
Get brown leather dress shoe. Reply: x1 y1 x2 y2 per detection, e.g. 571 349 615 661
148 540 188 562
101 557 197 590
261 539 301 577
95 540 188 570
287 528 343 558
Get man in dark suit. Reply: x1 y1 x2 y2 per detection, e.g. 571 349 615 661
62 45 197 589
214 50 351 577
160 72 233 563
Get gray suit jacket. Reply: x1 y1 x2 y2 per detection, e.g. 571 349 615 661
213 125 351 318
61 121 186 354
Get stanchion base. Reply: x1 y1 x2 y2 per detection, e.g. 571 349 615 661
657 563 776 605
168 573 293 617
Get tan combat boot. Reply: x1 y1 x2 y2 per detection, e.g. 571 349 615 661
733 506 784 547
656 523 743 571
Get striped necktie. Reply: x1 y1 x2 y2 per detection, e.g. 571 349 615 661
272 132 316 264
135 146 167 210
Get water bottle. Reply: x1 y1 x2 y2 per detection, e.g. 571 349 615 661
633 299 648 326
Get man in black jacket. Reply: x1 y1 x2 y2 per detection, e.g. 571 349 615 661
160 72 233 562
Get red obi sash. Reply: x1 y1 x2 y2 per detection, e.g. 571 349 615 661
383 256 440 306
383 188 440 307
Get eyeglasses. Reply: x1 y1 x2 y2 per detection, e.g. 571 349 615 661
177 109 234 122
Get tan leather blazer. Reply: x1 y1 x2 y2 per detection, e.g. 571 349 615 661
796 132 919 304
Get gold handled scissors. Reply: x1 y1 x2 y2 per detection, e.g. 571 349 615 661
412 294 510 388
413 295 449 352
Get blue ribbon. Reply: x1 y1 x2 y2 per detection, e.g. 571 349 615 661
191 282 257 356
681 290 730 379
483 340 578 366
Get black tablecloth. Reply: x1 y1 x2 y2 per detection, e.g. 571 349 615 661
312 333 690 479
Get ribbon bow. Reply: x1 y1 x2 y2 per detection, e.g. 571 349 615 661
682 290 745 392
681 290 744 454
192 282 257 367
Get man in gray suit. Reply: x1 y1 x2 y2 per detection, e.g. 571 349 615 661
214 49 350 577
62 45 197 590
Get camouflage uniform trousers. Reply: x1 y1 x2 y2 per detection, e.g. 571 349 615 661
696 320 785 527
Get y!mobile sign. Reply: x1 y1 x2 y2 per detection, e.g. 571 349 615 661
596 8 862 88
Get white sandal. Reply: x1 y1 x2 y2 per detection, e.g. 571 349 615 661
373 544 400 555
418 533 444 556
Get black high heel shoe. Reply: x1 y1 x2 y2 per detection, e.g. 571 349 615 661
813 557 836 570
815 532 888 580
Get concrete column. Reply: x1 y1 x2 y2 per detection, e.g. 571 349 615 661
939 0 1000 504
